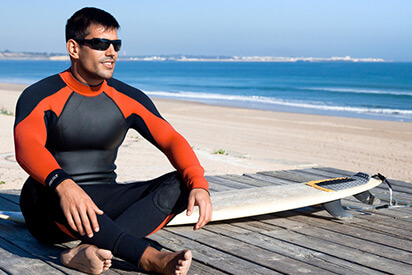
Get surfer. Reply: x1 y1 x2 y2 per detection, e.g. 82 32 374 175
14 7 212 275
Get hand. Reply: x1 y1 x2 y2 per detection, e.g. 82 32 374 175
186 188 212 230
55 179 103 238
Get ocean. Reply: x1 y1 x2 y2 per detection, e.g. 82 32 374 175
1 60 411 122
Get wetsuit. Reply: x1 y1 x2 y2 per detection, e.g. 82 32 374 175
15 70 209 268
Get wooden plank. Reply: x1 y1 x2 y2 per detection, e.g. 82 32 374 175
0 189 21 196
344 198 412 219
204 179 234 192
205 175 254 190
204 222 371 274
0 193 77 274
0 197 20 212
216 174 276 187
189 259 228 275
228 220 386 275
0 189 20 206
149 228 279 274
0 236 65 275
284 207 412 241
268 213 412 264
246 172 296 185
258 170 314 183
166 225 331 275
1 192 130 275
234 219 411 274
272 211 412 253
243 172 299 185
352 218 412 240
338 195 412 220
0 220 89 275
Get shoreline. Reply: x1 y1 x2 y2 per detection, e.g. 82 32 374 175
2 82 411 123
1 81 411 190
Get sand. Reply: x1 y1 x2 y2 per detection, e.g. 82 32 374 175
1 82 411 190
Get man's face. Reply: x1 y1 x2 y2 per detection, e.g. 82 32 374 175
76 24 119 84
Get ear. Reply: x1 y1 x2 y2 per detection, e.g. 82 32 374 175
67 39 80 59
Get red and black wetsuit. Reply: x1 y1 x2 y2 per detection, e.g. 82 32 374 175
15 70 209 268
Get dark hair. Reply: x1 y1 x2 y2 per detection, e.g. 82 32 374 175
65 7 120 41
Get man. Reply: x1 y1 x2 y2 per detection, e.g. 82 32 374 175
15 7 212 275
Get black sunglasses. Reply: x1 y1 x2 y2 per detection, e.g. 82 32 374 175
76 38 122 52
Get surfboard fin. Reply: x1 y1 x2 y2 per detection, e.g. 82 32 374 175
322 199 353 219
354 190 381 205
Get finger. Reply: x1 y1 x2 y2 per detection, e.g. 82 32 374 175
207 203 213 222
65 211 78 232
195 201 206 230
72 209 84 236
93 203 104 215
205 204 212 225
198 200 213 230
87 206 100 233
79 206 93 238
186 194 195 216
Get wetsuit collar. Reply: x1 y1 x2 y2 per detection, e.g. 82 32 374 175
59 69 108 97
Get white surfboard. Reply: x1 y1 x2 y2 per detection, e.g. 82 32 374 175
167 172 382 225
0 172 382 226
0 211 25 223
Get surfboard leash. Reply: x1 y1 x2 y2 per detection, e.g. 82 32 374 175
372 173 410 209
372 173 394 208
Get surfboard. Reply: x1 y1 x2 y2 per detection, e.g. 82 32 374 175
167 172 383 225
0 211 25 223
0 172 382 226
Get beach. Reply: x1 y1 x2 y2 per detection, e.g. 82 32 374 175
1 82 411 191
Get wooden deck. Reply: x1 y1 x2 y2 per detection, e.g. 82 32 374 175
1 167 411 274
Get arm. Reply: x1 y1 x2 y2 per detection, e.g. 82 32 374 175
14 90 69 188
107 85 209 191
145 117 213 229
106 85 213 228
14 87 102 237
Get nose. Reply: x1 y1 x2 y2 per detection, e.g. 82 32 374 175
105 44 117 57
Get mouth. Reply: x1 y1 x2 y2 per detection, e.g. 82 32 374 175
101 60 115 69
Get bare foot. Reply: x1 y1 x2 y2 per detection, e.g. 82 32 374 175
60 244 113 274
140 246 192 275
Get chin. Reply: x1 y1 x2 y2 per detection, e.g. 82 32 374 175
99 71 114 80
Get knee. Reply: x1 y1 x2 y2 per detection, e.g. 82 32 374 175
152 173 188 215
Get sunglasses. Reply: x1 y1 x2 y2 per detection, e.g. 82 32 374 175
76 38 122 52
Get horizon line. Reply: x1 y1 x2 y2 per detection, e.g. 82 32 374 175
0 50 395 62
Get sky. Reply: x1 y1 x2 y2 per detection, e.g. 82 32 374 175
0 0 411 61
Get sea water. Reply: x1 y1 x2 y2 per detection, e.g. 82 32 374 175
1 60 411 122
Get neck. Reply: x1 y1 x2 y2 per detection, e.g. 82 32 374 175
60 70 107 97
70 63 104 86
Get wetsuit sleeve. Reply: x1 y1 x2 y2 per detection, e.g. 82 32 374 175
106 83 209 192
147 118 209 191
14 83 73 189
